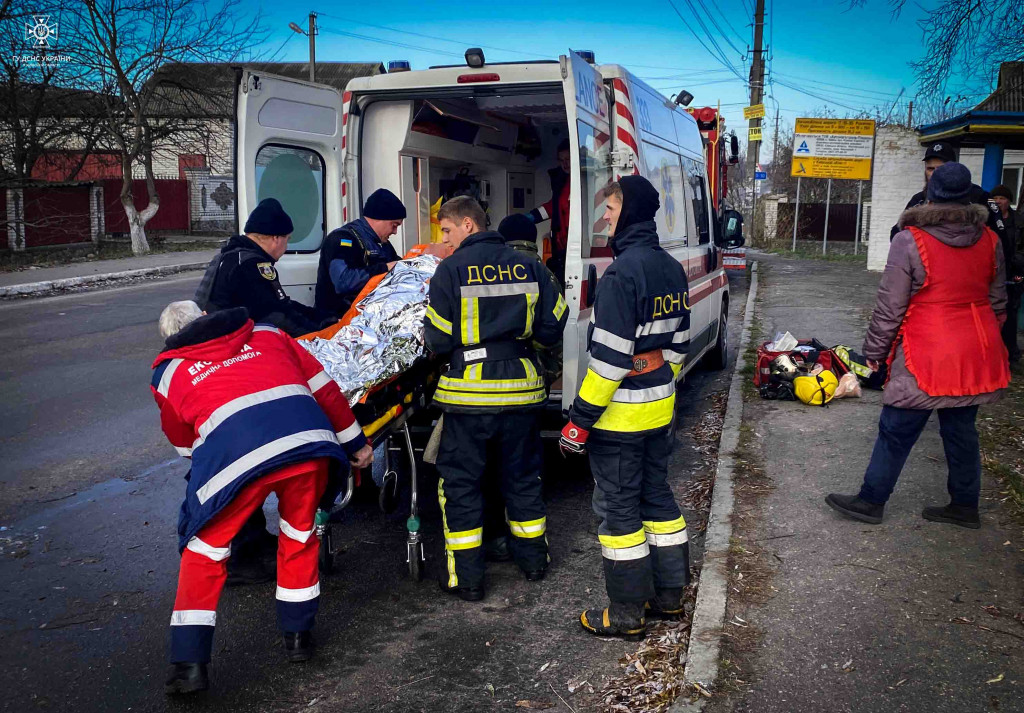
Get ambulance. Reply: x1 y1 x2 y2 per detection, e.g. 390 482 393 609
234 50 739 414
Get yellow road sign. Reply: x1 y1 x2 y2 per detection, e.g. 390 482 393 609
749 126 763 141
791 118 875 179
790 157 872 180
743 104 766 120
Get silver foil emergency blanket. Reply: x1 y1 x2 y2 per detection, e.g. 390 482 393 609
301 254 441 403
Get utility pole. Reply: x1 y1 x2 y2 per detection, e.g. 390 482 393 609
771 106 780 165
908 100 914 127
746 0 766 234
308 12 318 83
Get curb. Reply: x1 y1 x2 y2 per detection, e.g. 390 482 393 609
0 262 208 298
672 262 759 711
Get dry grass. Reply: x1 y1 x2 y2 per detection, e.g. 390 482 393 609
707 422 779 704
977 367 1024 524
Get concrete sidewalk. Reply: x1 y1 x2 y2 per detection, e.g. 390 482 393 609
0 249 217 296
710 252 1024 713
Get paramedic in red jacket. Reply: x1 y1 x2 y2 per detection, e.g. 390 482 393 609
152 301 372 695
529 138 572 285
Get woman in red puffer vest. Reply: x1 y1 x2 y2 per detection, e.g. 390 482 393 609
827 162 1010 529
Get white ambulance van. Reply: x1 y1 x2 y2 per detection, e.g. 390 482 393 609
234 51 735 413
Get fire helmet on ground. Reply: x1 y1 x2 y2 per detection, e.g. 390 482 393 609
793 370 839 406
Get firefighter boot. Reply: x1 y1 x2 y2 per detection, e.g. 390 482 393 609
164 663 209 695
283 631 315 663
580 601 646 641
646 587 685 620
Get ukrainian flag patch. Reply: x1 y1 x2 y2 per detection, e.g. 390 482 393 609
338 239 353 247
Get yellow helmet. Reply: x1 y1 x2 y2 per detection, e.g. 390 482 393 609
793 370 839 406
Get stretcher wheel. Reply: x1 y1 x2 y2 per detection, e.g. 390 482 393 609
319 525 335 575
407 540 424 581
379 469 399 514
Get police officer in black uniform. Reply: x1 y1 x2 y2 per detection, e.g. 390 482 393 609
194 198 332 584
560 176 692 640
424 197 568 601
196 198 331 338
890 142 1006 243
314 189 404 314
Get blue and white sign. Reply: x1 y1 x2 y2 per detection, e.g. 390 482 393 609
754 170 767 180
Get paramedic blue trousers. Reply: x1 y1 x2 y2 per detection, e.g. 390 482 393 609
589 428 690 603
858 405 981 508
436 411 548 589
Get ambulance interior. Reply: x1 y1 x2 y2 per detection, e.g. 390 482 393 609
357 88 583 259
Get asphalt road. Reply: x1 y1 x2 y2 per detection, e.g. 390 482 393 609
0 272 746 713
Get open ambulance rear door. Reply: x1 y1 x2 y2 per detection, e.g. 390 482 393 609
559 51 615 413
235 69 344 306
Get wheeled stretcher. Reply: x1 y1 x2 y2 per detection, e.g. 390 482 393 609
299 246 444 580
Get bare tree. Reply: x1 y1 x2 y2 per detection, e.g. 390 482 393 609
64 0 266 255
850 0 1024 99
0 0 109 184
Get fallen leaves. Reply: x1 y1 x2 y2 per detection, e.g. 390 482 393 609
515 700 554 710
597 586 698 713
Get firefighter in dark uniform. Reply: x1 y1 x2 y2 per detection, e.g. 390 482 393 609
315 189 405 314
559 176 692 640
196 198 331 338
194 197 332 584
424 197 568 601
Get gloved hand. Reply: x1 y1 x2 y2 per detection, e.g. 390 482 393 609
559 421 589 457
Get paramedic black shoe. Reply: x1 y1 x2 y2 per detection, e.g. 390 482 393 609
225 557 275 587
283 631 315 662
523 567 546 582
922 503 981 529
646 587 685 619
580 602 646 641
825 493 884 524
164 663 209 695
438 579 485 602
484 536 513 562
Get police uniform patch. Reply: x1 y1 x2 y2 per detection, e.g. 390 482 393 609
338 238 353 247
257 262 277 281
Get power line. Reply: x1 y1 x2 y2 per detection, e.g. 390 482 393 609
317 26 466 58
316 12 546 60
268 32 297 61
665 0 748 86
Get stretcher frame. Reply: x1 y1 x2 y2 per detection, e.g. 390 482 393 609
314 358 440 581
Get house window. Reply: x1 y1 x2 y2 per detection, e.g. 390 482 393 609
178 154 208 180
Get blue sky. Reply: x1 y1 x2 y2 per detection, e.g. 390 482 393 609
250 0 992 156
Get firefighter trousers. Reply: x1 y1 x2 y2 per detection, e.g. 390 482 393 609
169 459 328 663
436 411 547 588
589 428 689 604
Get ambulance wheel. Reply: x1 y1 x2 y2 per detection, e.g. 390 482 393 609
707 302 729 370
319 527 335 575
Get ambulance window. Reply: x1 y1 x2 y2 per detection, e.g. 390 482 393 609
254 144 325 252
577 121 614 257
683 157 710 245
641 141 687 245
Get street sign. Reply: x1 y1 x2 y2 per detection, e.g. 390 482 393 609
749 126 763 141
754 171 767 180
743 104 766 120
790 118 875 179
